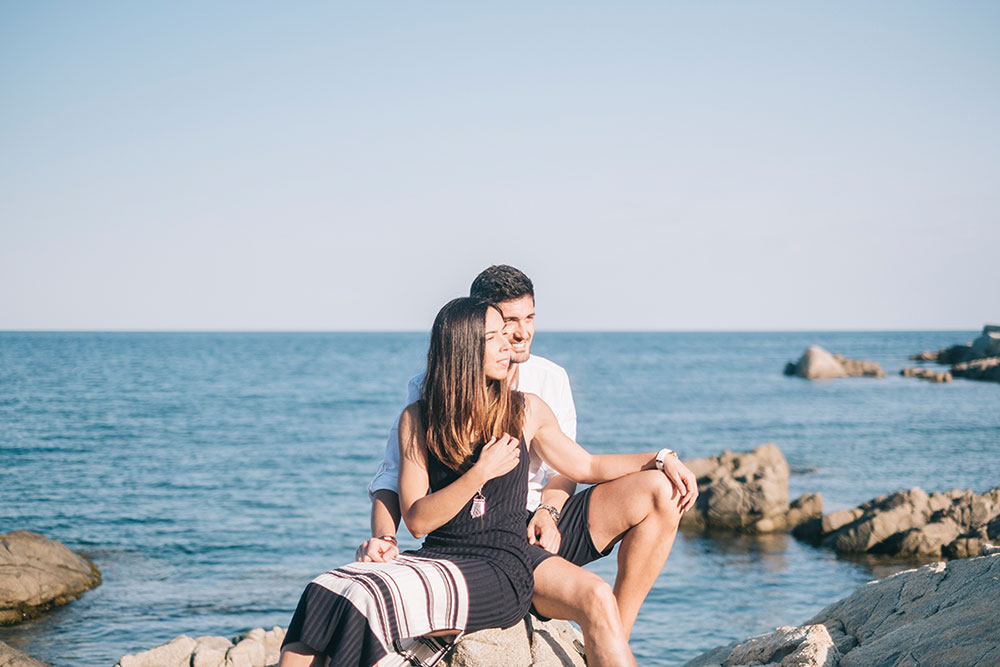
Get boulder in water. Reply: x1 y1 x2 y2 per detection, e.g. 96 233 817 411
680 444 822 533
0 641 50 667
792 486 1000 560
783 346 884 379
0 531 101 625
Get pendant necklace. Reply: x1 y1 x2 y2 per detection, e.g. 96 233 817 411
471 487 486 518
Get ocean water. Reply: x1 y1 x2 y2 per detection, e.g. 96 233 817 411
1 331 998 666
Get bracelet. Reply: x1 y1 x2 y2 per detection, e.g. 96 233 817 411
535 504 561 522
376 535 397 544
654 448 678 472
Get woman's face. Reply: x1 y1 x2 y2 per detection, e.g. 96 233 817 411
483 306 512 381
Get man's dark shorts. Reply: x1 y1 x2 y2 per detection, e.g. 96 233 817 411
526 485 614 572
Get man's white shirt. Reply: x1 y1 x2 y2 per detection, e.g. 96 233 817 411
367 354 577 512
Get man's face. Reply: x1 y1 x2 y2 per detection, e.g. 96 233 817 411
497 296 535 364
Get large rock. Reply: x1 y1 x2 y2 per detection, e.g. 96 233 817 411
0 531 102 625
680 444 822 533
952 355 1000 383
793 486 1000 560
0 641 50 667
686 550 1000 666
784 346 884 380
444 616 585 666
116 618 585 667
909 324 1000 366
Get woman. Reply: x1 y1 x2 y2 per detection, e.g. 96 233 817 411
281 298 651 667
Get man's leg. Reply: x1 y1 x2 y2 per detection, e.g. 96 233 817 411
587 469 682 638
531 557 637 667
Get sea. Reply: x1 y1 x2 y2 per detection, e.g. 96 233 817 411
1 331 998 666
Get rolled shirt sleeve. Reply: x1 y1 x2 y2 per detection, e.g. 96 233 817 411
367 373 424 499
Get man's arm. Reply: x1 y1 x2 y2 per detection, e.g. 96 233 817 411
357 374 423 562
357 490 402 562
528 475 575 553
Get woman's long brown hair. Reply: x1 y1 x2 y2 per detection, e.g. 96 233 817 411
421 297 524 471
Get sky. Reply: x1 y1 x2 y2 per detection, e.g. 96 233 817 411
1 2 997 331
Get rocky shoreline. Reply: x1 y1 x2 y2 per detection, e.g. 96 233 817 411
685 547 1000 666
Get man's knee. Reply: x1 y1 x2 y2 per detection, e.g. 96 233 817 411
580 574 618 620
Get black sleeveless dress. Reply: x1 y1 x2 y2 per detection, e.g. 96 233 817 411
407 437 552 631
282 438 553 665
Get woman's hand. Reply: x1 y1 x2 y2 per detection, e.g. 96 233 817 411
472 433 520 483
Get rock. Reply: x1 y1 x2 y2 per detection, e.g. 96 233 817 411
118 635 197 667
443 616 585 666
680 444 822 533
951 355 1000 383
685 624 840 667
909 325 1000 370
687 552 1000 667
783 346 884 379
117 628 286 667
0 641 50 667
900 367 952 382
117 620 584 667
0 531 102 625
796 486 1000 560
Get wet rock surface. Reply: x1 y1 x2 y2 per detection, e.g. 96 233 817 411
681 444 822 533
0 531 101 626
686 550 1000 666
909 325 1000 383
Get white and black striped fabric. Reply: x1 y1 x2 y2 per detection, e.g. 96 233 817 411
290 555 469 667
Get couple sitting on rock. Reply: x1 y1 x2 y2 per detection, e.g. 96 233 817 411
279 265 698 667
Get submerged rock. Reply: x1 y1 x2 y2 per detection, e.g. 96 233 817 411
685 550 1000 666
0 531 101 625
0 641 50 667
783 346 885 380
792 486 1000 560
115 618 585 667
680 444 822 533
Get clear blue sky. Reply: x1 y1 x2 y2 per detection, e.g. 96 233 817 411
2 2 997 330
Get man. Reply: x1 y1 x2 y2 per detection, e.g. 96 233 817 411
360 265 697 647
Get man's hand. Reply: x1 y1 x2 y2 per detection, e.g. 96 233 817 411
355 537 400 563
527 509 562 554
661 456 699 513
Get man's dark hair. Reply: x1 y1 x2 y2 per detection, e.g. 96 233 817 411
469 265 534 304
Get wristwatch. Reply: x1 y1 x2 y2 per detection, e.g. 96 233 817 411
535 504 561 522
654 448 678 472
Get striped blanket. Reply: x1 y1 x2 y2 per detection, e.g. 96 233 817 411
309 555 470 667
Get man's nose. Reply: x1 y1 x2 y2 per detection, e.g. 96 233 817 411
509 322 525 340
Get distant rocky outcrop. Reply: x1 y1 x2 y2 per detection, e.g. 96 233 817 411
909 325 1000 365
793 486 1000 560
0 641 49 667
952 355 1000 382
680 444 822 533
685 549 1000 667
0 531 101 625
115 618 585 667
899 367 952 383
783 346 885 380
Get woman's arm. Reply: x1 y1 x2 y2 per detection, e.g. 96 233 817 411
397 405 520 539
525 394 696 511
525 394 655 483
